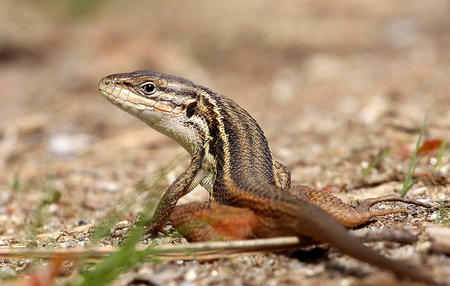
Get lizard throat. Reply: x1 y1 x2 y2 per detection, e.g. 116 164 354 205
98 80 205 155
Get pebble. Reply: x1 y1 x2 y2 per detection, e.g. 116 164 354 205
59 240 77 248
0 239 10 246
15 259 31 271
74 232 86 240
429 212 439 221
112 228 127 237
180 282 197 286
96 180 121 192
287 260 304 270
416 241 432 253
359 95 389 125
115 220 131 229
48 204 59 213
0 192 11 204
48 133 92 157
437 193 447 201
0 265 16 277
409 186 428 196
360 161 369 169
385 19 419 49
184 269 197 281
153 267 184 284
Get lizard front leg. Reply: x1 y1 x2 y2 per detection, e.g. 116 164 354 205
146 150 206 235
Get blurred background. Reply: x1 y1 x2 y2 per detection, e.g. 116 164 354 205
1 0 448 133
0 0 449 284
2 0 449 179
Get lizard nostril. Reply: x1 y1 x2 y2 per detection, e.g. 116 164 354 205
99 77 114 87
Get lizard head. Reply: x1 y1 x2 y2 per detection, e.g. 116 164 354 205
98 70 206 154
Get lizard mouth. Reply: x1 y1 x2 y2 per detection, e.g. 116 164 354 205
98 78 184 114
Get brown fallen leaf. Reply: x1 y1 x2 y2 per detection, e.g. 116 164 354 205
418 138 444 155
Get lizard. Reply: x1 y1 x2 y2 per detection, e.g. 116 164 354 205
98 70 442 285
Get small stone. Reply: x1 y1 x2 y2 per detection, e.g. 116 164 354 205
0 265 16 277
0 192 11 204
359 95 388 125
0 240 8 246
303 264 324 276
429 212 439 221
96 180 121 192
184 269 197 281
74 232 86 240
48 133 92 157
115 220 131 229
60 240 77 248
287 260 303 269
56 235 67 243
409 186 428 196
112 228 127 237
340 278 354 286
430 157 438 166
48 204 59 214
361 161 369 169
77 241 87 247
180 282 197 286
385 19 419 49
416 241 432 253
16 259 31 271
437 193 447 201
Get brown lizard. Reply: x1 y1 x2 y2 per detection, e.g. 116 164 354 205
98 70 442 285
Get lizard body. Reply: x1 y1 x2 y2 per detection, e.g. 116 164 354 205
99 70 440 285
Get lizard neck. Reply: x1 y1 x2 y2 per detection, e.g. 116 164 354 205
196 89 281 202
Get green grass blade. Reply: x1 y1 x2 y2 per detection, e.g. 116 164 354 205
361 136 411 180
401 115 427 197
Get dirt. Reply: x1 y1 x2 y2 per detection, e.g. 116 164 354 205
0 0 449 285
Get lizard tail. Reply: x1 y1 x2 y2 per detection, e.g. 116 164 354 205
288 201 442 285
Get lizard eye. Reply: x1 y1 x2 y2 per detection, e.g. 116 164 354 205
140 82 156 95
186 102 197 118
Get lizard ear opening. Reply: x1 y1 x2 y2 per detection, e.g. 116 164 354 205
186 101 197 118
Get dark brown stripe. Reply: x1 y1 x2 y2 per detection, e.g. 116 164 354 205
164 88 198 99
216 95 276 187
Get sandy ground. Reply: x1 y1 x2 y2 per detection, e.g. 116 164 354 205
0 0 449 285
